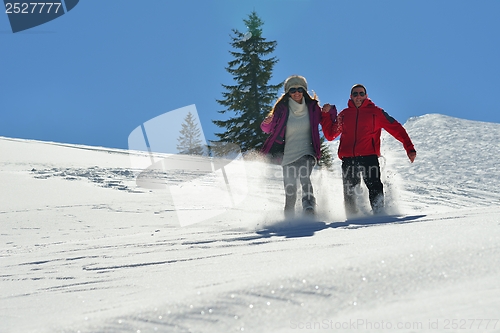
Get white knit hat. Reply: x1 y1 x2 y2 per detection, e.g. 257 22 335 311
284 75 307 93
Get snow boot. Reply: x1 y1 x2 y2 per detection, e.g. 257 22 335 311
302 195 316 216
371 195 385 215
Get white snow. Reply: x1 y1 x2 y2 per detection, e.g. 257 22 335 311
1 114 500 332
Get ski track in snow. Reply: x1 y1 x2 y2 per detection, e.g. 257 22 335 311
1 114 500 333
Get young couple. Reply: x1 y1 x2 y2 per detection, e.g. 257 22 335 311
261 75 417 219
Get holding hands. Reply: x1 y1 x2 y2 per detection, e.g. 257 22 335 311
322 103 333 113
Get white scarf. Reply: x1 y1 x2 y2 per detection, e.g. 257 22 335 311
288 97 307 117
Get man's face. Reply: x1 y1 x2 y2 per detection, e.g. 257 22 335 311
351 87 367 108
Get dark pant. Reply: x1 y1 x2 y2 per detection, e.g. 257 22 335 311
341 155 384 215
282 155 316 213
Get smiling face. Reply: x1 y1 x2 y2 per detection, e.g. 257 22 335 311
288 87 305 104
350 86 367 108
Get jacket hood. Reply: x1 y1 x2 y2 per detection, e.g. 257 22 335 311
347 98 375 109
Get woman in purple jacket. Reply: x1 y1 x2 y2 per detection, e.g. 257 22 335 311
260 75 336 218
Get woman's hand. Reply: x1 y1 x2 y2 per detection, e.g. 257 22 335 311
262 115 273 124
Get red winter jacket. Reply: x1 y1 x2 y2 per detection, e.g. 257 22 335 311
321 98 415 159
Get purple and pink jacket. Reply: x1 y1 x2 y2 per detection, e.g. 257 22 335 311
260 99 335 162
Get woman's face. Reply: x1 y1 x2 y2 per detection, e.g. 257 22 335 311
288 87 304 103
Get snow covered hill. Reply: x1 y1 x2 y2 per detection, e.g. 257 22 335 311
1 114 500 333
385 114 500 212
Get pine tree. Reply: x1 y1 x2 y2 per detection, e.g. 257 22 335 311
176 111 205 155
319 136 334 170
212 11 282 155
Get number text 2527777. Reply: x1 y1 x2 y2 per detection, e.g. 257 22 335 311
5 2 62 14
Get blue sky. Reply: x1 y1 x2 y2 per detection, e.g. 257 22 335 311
2 0 500 150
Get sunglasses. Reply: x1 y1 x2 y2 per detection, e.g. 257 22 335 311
351 91 366 97
289 87 305 94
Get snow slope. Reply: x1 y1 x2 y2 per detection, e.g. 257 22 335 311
1 114 500 333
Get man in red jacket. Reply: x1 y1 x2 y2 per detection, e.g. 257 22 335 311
321 84 416 216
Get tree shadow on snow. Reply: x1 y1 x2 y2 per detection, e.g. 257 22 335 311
328 214 427 229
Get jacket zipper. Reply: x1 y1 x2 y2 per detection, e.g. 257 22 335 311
372 115 376 151
353 108 359 156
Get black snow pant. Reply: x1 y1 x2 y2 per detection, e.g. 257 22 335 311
282 155 316 216
341 155 384 215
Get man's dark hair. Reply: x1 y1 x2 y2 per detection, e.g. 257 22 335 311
351 84 367 95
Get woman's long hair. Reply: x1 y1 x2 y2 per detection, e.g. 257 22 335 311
266 89 319 117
